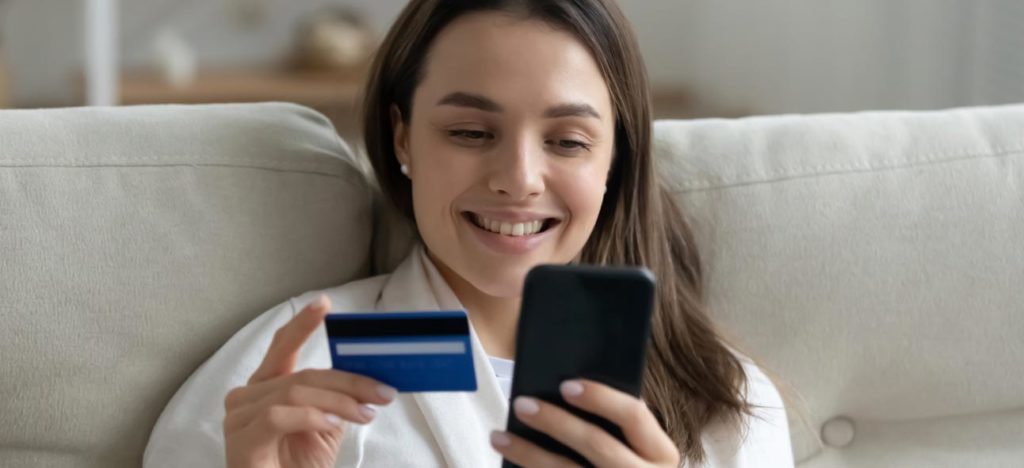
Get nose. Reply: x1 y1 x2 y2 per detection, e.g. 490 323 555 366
487 137 545 200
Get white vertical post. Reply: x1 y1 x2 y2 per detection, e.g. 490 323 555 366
85 0 118 106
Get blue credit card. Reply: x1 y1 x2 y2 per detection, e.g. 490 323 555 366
325 311 477 392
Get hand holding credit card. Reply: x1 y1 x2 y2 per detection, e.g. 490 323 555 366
325 311 477 392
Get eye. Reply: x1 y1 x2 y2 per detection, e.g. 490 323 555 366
448 129 494 142
547 138 592 154
559 140 590 150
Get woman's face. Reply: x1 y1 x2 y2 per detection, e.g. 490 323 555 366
393 12 615 298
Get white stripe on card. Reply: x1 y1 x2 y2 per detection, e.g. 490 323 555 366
335 341 466 356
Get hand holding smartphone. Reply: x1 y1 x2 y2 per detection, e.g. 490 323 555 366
503 264 656 467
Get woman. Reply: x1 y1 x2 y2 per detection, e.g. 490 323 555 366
145 0 793 467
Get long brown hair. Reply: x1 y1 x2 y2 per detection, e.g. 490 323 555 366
362 0 750 462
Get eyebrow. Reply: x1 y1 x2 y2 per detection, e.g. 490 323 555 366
435 91 601 120
437 92 502 113
544 103 601 120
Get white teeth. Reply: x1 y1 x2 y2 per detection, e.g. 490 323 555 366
473 214 546 237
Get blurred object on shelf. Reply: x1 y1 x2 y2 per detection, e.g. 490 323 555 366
652 88 750 120
119 69 360 106
224 0 267 30
289 6 374 77
0 42 8 108
0 0 9 108
117 68 365 139
151 29 197 88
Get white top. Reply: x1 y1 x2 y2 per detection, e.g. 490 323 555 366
144 244 794 467
488 355 515 400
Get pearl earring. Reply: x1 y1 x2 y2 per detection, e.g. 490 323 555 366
400 164 409 176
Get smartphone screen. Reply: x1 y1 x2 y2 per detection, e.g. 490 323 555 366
503 264 656 468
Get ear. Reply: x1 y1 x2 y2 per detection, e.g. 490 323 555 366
390 104 411 167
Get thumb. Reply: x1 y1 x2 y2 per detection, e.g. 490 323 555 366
249 295 331 384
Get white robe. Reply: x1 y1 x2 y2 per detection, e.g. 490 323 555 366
144 245 793 467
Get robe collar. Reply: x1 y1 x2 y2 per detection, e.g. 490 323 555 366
375 244 508 467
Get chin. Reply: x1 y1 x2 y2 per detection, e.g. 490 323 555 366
466 263 533 299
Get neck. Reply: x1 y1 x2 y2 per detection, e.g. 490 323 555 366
427 251 520 360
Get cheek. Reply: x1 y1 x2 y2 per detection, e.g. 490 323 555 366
411 166 459 233
407 134 477 233
557 166 608 236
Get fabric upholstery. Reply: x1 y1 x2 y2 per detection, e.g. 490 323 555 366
654 105 1024 467
0 103 374 467
2 102 1021 467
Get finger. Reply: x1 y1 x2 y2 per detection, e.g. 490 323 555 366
236 368 398 410
237 404 345 441
249 295 331 383
511 396 643 467
559 379 678 462
490 430 580 468
227 384 376 432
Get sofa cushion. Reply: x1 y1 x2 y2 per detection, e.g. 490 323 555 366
655 105 1024 467
0 103 373 467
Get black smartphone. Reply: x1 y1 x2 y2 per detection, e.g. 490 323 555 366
502 264 656 468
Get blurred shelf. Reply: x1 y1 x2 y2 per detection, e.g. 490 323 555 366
0 47 10 108
118 68 366 139
651 88 750 120
112 70 740 141
119 69 363 107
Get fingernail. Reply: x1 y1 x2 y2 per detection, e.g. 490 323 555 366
315 295 329 309
490 430 511 447
560 380 584 397
325 413 344 427
377 384 398 401
358 404 377 421
513 396 539 416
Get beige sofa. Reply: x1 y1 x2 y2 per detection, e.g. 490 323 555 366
1 102 1021 467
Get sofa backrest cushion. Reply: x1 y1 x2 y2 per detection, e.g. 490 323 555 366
0 103 374 467
655 105 1024 467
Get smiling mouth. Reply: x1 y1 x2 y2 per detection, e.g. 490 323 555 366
462 212 561 237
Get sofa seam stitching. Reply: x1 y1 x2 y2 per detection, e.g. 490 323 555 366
0 162 358 179
671 146 1024 193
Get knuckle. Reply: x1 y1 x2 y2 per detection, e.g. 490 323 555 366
583 431 615 459
270 326 288 345
224 387 245 409
223 411 243 432
326 395 357 419
626 398 648 426
352 375 378 397
294 368 318 383
333 390 357 407
264 405 289 427
300 407 321 427
282 385 306 404
332 371 370 399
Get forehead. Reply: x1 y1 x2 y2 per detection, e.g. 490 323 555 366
415 11 613 118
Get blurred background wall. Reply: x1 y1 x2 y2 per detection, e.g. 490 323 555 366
1 0 1022 116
